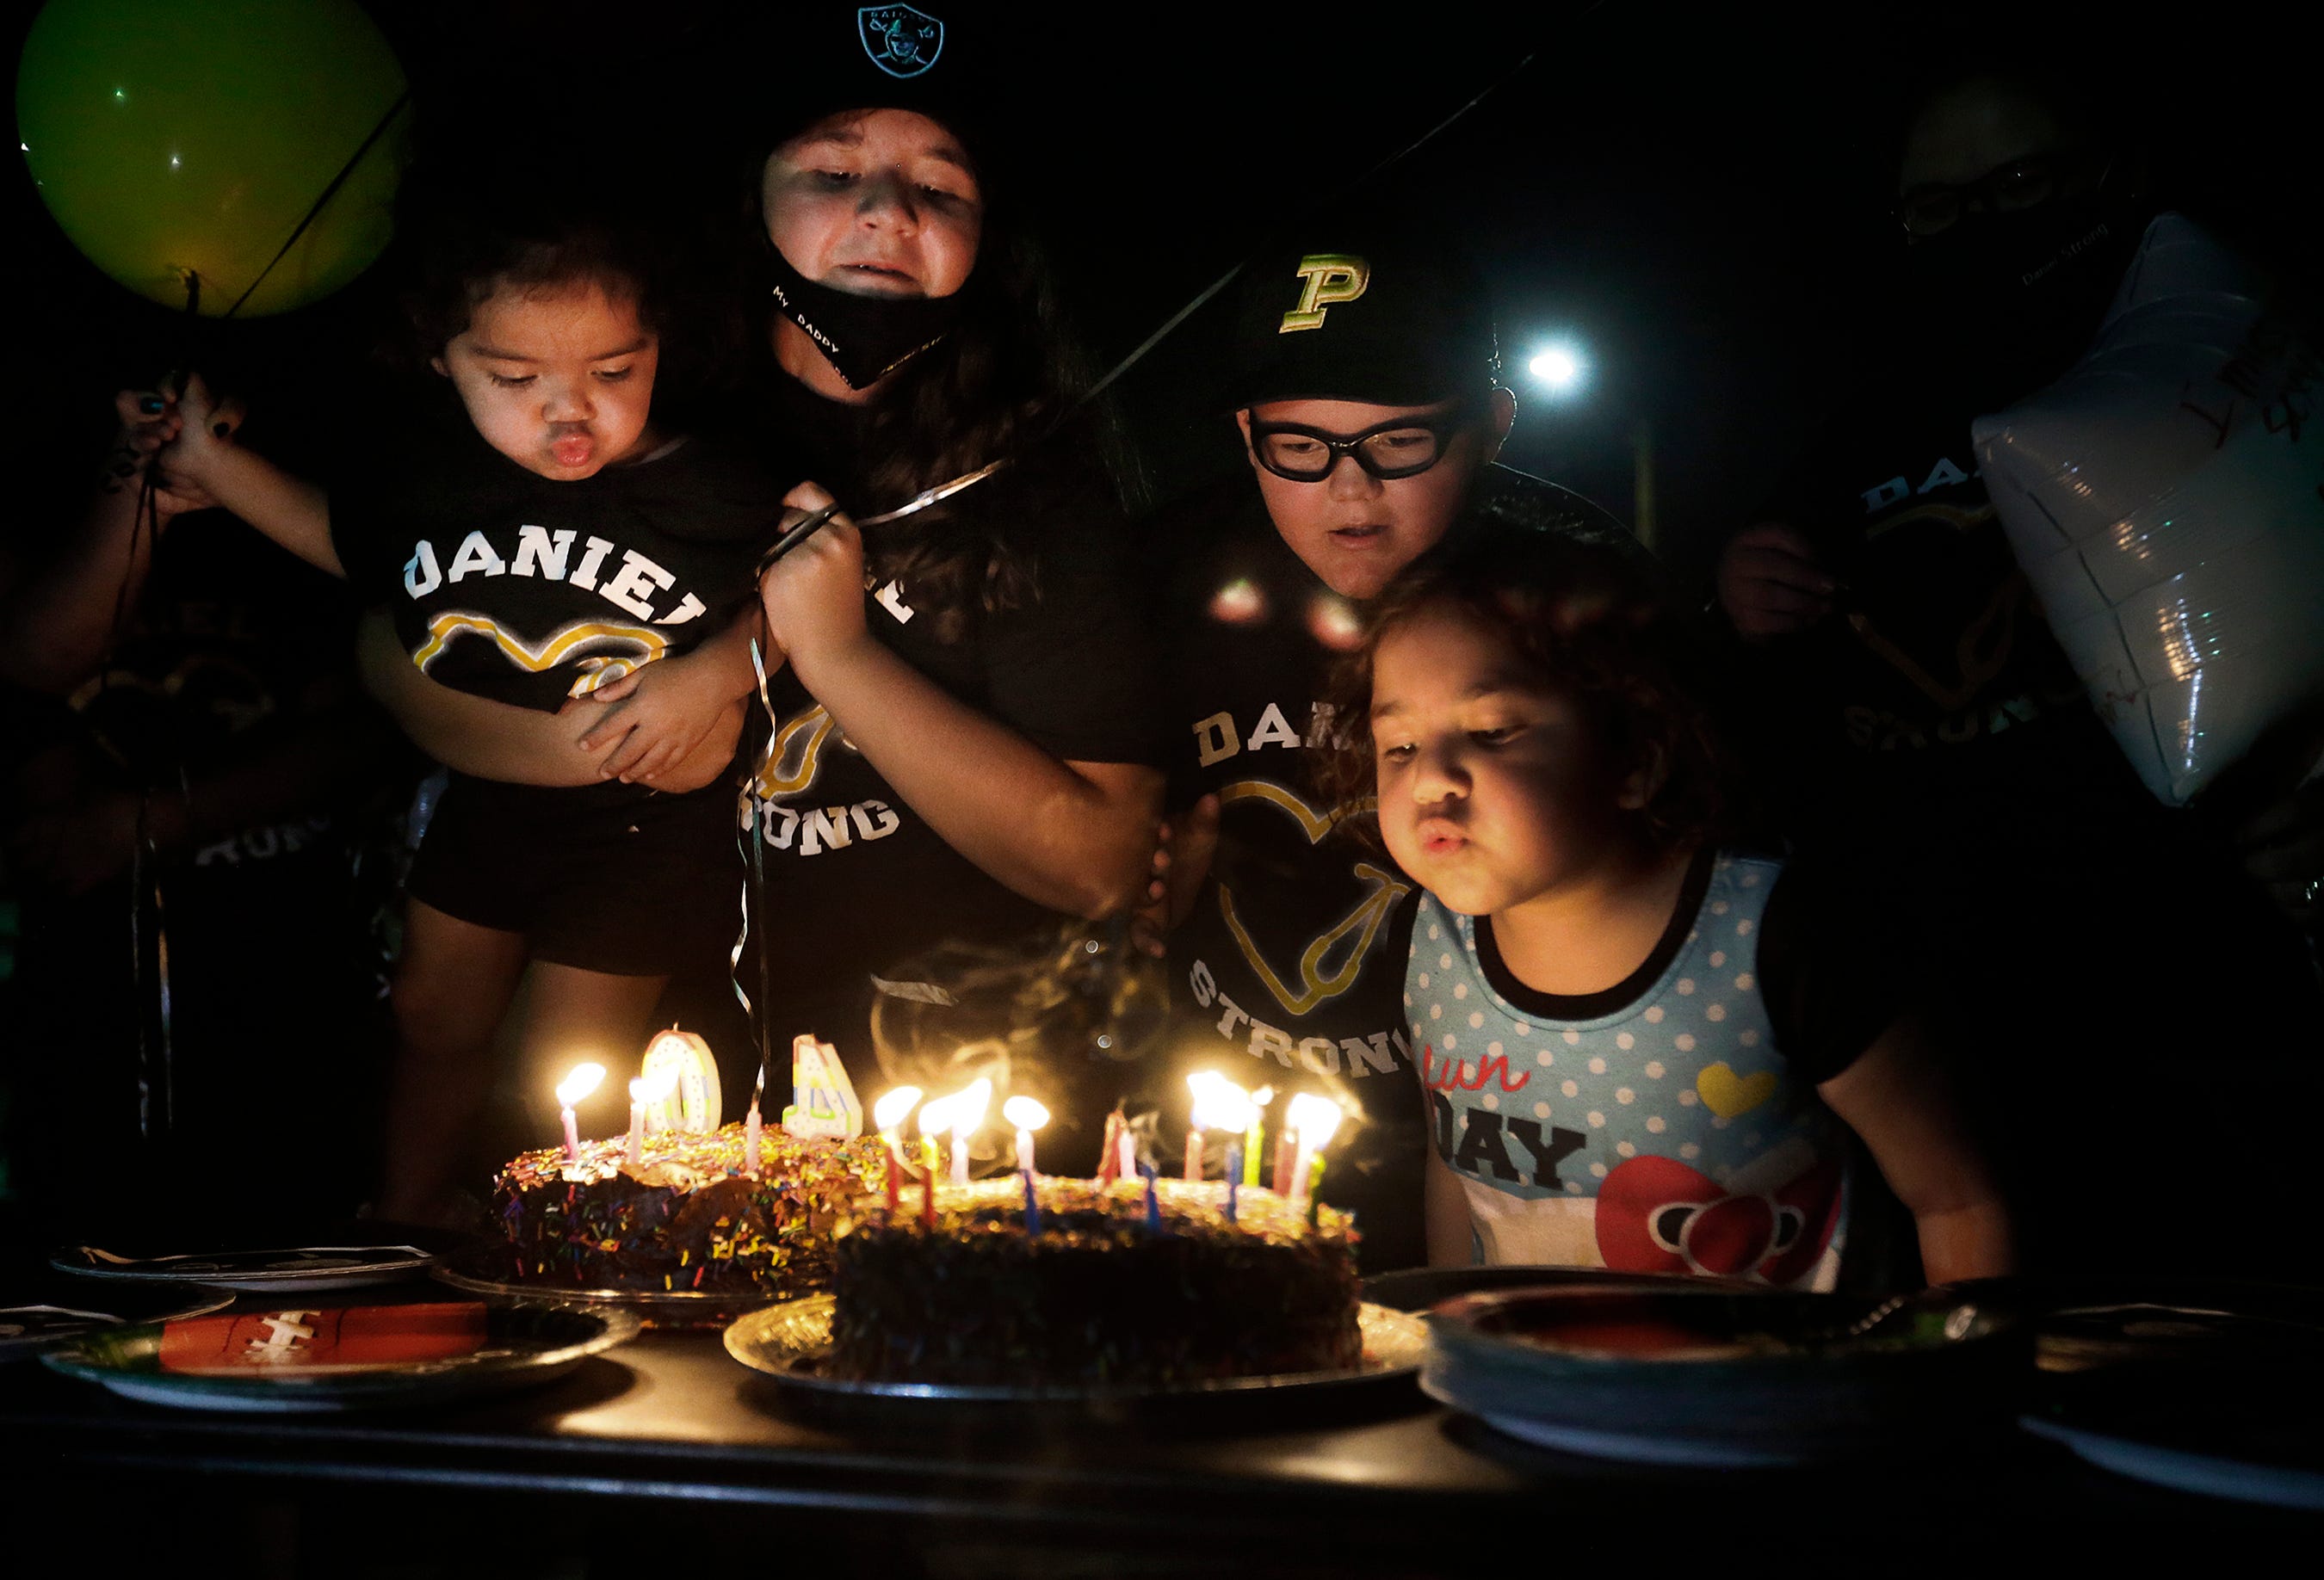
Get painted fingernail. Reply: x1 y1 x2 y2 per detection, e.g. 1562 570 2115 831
138 397 164 415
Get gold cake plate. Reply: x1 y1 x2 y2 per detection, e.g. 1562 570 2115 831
432 1250 807 1332
724 1294 1427 1402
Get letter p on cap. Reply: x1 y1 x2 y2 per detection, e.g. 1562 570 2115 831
1281 254 1371 333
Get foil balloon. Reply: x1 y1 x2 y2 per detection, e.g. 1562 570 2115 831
1974 213 2324 805
16 0 410 317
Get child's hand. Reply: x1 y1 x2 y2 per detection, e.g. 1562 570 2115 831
758 482 870 685
578 650 736 784
108 374 244 518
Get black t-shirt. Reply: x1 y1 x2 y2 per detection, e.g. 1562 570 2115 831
1728 355 2324 1277
1148 466 1631 1270
330 397 782 716
1736 371 2104 842
1473 847 1905 1088
732 384 1158 1162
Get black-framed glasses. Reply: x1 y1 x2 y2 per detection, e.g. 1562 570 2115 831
1246 405 1478 483
1894 150 2111 238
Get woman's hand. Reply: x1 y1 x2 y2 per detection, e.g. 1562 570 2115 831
1132 794 1221 958
579 651 739 784
1716 522 1837 641
758 482 870 685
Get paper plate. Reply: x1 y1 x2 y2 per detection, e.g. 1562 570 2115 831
0 1287 233 1361
2005 1277 2324 1509
1424 1283 2026 1465
41 1300 638 1412
50 1232 465 1293
726 1294 1426 1403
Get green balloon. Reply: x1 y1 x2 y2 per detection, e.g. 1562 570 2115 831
17 0 410 318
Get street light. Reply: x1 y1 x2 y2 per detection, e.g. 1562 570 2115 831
1527 342 1586 396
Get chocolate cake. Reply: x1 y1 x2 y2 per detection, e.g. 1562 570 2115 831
828 1176 1363 1386
492 1123 887 1297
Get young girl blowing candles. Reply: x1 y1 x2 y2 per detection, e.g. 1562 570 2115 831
1328 532 2013 1287
129 176 780 1222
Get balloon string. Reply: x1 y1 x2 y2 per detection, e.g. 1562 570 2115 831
222 89 411 320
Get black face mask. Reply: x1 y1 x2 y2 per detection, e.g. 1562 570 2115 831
1903 196 2143 404
764 244 963 391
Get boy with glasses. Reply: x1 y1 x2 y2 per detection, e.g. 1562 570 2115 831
1139 231 1626 1268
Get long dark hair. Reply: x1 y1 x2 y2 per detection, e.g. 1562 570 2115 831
741 132 1137 628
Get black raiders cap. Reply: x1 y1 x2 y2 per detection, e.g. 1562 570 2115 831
1227 228 1500 409
735 3 1000 176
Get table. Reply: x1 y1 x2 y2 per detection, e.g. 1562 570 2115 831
6 1289 2317 1578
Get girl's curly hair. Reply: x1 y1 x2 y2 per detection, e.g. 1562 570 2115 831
1316 526 1730 855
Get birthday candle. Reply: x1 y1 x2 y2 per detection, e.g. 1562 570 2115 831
946 1078 992 1186
1245 1085 1273 1190
555 1064 604 1168
1226 1139 1242 1224
1097 1112 1123 1184
1116 1126 1137 1182
1272 1126 1296 1195
921 1137 939 1228
1184 1124 1204 1182
1285 1093 1344 1209
1140 1165 1160 1233
743 1100 763 1177
1022 1168 1042 1235
873 1087 923 1219
625 1068 676 1168
1003 1096 1048 1176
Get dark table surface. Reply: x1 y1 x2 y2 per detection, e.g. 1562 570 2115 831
7 1275 2320 1577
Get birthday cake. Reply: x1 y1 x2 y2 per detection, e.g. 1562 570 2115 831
492 1123 887 1298
827 1176 1363 1387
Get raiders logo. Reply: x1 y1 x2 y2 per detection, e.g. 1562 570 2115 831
858 5 944 79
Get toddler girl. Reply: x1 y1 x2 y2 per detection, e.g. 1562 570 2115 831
131 181 777 1222
1330 530 2012 1287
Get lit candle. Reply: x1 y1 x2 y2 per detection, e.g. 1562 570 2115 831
873 1086 923 1217
1226 1138 1242 1224
555 1064 605 1168
743 1064 764 1177
626 1068 677 1168
1273 1126 1297 1195
916 1095 948 1230
1022 1168 1043 1235
1003 1095 1049 1176
1187 1072 1251 1183
1097 1111 1124 1184
1285 1093 1344 1209
945 1078 992 1186
1245 1086 1272 1188
1116 1123 1137 1182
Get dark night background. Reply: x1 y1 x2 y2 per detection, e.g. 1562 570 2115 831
7 0 2318 591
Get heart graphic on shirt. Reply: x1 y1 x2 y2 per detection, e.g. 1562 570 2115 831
1695 1062 1777 1120
1214 780 1411 1016
1595 1152 1843 1285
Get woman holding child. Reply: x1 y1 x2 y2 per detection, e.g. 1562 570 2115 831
337 8 1159 1207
